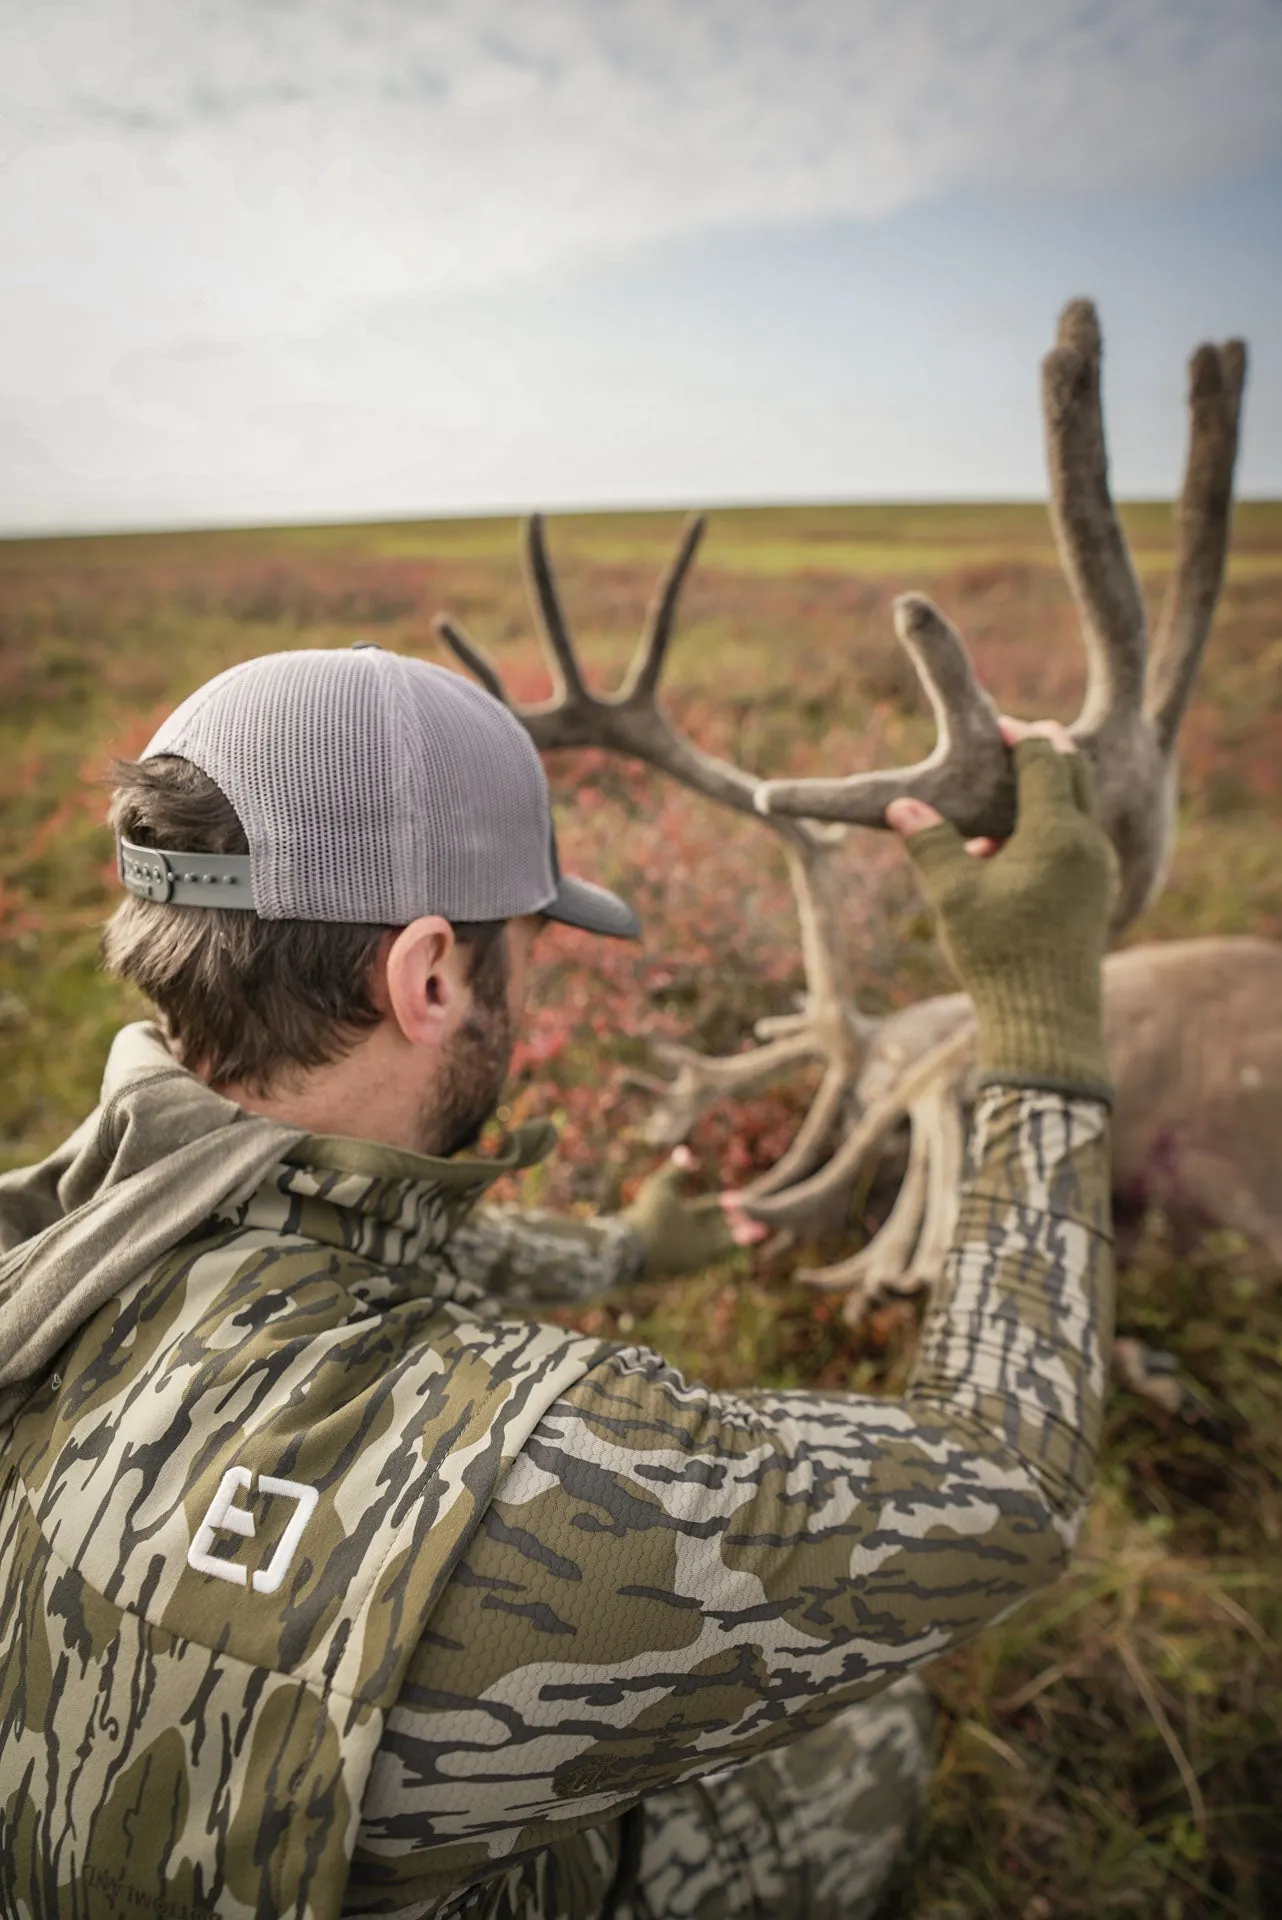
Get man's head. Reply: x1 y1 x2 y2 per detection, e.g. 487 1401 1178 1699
101 647 638 1157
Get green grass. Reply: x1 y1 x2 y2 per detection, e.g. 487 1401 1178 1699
2 500 1280 1914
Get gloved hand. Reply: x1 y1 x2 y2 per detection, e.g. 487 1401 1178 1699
886 718 1117 1100
621 1149 767 1280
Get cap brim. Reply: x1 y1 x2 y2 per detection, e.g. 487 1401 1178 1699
544 873 640 940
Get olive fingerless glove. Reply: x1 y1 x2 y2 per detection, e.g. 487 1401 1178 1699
901 738 1117 1102
620 1163 740 1280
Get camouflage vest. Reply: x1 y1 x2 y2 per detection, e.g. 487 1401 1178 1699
0 1131 605 1920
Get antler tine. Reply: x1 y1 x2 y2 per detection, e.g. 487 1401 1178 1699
738 1025 974 1225
1044 298 1147 732
794 1073 966 1309
524 512 589 703
795 1119 931 1294
754 594 1013 839
632 1023 831 1148
1146 339 1248 757
432 512 870 1181
432 615 510 707
623 513 707 704
436 514 834 834
741 1057 855 1195
901 1077 965 1287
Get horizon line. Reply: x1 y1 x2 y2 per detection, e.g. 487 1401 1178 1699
4 493 1280 546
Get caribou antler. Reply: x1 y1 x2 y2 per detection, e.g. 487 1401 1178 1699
755 595 1012 839
442 515 762 811
434 514 868 1186
757 300 1248 934
746 302 1248 1294
432 302 1248 1335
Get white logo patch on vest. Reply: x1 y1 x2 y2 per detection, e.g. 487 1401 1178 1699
187 1467 319 1594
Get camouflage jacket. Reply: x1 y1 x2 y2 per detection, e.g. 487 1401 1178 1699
0 1080 1112 1920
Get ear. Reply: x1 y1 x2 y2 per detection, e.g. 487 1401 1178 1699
379 916 473 1047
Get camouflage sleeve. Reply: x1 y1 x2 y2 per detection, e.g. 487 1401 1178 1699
355 1086 1112 1885
446 1203 646 1309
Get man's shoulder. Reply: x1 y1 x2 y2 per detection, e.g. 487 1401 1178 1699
8 1209 608 1684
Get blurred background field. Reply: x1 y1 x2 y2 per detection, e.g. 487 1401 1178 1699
2 501 1280 1916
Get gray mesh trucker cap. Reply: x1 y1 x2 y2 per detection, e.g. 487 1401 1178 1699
121 646 639 938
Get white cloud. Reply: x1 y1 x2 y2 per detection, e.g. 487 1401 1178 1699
6 0 1282 331
2 0 1280 526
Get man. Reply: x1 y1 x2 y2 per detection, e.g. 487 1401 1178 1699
0 644 1116 1920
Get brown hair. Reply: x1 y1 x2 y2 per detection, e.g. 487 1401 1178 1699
101 756 508 1095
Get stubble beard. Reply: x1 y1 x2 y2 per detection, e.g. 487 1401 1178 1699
415 997 514 1159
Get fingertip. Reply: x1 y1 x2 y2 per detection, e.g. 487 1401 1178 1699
1019 718 1076 755
1011 731 1075 817
886 797 945 836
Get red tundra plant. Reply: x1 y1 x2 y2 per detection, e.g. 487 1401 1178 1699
491 708 905 1207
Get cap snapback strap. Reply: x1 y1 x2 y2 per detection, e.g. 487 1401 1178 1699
118 838 255 909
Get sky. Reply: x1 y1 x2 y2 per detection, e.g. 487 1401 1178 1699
2 0 1280 534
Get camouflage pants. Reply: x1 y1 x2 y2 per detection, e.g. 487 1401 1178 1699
416 1677 936 1920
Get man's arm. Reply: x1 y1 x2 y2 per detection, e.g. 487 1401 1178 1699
446 1157 753 1309
447 1143 757 1310
355 726 1116 1872
358 1084 1109 1866
446 1201 647 1310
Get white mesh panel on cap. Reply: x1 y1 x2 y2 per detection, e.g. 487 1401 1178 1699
143 649 558 923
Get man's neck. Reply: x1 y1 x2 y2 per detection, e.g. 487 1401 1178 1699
207 1029 425 1155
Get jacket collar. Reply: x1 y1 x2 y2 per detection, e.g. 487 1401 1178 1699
215 1121 556 1272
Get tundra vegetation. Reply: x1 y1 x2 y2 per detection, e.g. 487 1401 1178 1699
1 476 1278 1910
